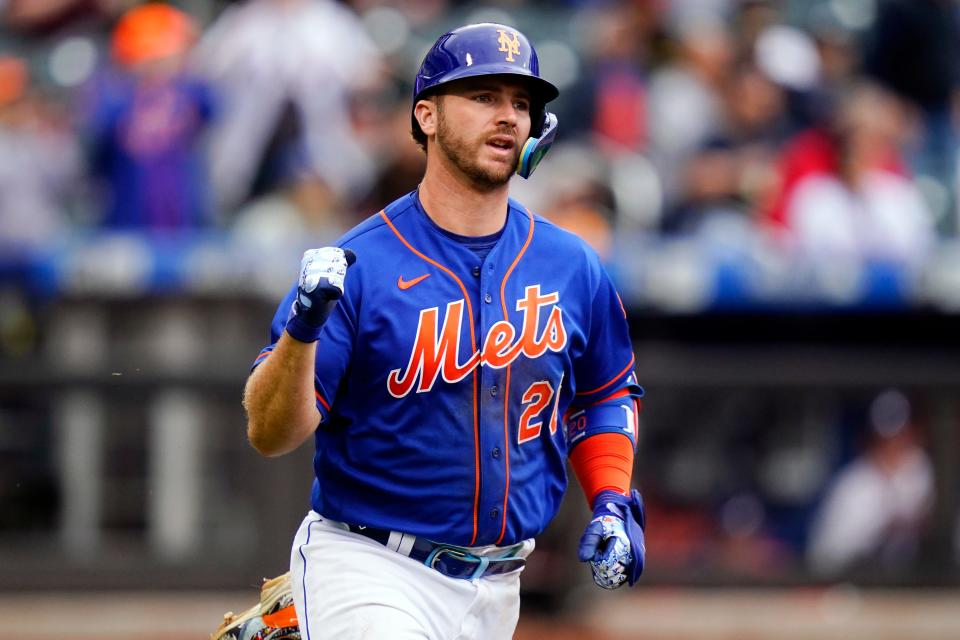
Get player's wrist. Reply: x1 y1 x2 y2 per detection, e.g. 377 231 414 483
285 313 324 343
295 296 337 326
592 489 630 512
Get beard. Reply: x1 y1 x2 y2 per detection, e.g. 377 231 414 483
435 106 518 191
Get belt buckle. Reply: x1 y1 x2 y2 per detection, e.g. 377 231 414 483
425 546 490 581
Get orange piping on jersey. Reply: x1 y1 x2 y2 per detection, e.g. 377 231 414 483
615 291 628 318
314 389 330 412
587 387 631 407
575 355 636 397
496 207 535 545
379 210 482 544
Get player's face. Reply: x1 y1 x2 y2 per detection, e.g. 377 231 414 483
434 78 533 190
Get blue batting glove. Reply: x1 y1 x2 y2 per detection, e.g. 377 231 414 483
577 489 646 589
285 247 356 343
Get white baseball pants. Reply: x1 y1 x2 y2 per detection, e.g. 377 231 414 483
290 511 533 640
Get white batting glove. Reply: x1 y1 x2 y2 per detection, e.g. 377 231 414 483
285 247 356 342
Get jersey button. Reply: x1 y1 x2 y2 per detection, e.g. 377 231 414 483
489 385 498 397
492 447 501 459
484 293 492 303
489 507 499 519
472 266 481 277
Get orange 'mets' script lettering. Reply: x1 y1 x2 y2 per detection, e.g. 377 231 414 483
387 285 567 398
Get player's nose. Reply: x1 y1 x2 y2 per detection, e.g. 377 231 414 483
494 99 519 127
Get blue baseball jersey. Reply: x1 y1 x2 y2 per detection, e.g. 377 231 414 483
255 190 642 547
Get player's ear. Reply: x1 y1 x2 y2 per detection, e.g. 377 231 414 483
414 97 439 137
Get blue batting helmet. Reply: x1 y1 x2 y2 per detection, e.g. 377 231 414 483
411 23 560 177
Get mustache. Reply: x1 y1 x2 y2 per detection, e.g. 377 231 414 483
484 129 520 152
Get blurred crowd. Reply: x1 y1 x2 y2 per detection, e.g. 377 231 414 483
640 385 943 582
2 0 960 584
0 0 959 270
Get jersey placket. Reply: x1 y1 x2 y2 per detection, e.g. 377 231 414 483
474 258 509 545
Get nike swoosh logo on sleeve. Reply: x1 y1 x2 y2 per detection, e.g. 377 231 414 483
397 274 430 290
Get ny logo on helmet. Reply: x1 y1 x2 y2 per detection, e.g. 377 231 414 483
497 29 520 62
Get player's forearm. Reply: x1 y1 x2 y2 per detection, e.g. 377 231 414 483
570 432 634 506
243 332 322 457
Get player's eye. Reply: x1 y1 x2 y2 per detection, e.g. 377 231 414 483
513 100 530 111
473 93 493 103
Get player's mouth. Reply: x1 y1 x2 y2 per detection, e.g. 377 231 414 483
485 135 516 158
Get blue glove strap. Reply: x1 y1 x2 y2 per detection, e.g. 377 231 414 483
622 489 646 584
285 313 324 343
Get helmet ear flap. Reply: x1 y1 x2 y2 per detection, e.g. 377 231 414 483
530 103 546 137
517 111 558 179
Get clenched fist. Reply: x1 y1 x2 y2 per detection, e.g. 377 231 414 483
285 247 356 343
578 489 646 589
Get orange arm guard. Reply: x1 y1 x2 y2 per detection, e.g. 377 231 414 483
570 432 634 508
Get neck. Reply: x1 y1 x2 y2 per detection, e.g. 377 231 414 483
418 154 510 237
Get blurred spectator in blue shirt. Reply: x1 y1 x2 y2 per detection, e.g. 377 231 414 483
0 55 80 252
84 3 215 231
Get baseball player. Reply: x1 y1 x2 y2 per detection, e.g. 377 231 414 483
243 22 646 640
